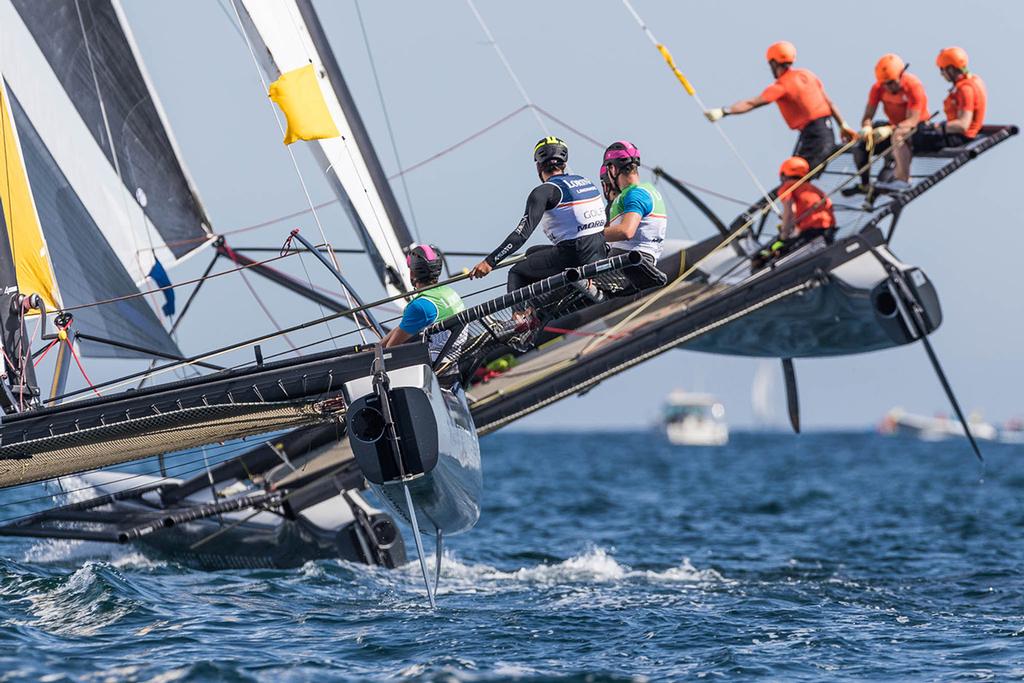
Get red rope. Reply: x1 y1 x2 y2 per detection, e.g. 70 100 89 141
67 339 102 398
32 339 58 368
543 326 627 341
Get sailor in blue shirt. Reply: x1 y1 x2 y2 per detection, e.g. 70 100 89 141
382 245 465 359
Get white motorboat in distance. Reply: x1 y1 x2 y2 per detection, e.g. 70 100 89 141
662 390 728 446
879 407 997 442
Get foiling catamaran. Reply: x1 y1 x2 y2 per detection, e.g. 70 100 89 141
0 0 1015 606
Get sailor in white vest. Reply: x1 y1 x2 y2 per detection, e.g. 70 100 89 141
602 141 669 292
470 137 607 292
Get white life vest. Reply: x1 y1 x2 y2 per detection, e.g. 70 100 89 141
538 174 606 244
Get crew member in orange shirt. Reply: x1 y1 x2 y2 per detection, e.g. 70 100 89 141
880 47 987 192
844 54 929 195
705 41 856 172
751 156 836 271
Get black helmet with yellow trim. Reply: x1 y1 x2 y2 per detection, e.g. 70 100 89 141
533 136 569 171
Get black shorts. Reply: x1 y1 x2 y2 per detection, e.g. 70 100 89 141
794 116 836 173
910 124 969 153
505 233 606 293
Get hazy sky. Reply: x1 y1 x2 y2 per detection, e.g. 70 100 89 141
105 0 1023 430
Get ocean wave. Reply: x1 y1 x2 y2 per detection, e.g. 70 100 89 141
13 561 146 636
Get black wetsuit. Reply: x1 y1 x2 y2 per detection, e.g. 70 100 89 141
485 180 607 293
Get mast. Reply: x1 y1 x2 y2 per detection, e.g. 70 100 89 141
236 0 414 298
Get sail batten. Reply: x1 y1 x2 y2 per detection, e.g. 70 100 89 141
237 0 413 297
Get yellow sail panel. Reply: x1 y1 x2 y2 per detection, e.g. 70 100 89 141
0 80 59 311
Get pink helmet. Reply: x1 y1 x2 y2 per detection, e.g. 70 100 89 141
603 141 641 172
406 243 443 282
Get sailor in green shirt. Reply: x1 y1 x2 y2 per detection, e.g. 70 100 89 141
382 244 465 360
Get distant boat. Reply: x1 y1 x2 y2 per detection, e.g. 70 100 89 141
1000 418 1024 445
663 390 728 446
879 407 998 442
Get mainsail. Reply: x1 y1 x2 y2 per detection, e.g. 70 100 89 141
235 0 414 297
0 0 215 358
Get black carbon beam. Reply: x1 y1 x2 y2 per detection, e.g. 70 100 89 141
782 358 800 434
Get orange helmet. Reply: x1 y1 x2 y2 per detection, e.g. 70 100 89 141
766 41 796 64
936 46 968 70
874 53 906 83
779 156 810 178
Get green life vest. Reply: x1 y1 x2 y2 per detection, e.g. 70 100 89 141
416 284 465 322
415 284 465 358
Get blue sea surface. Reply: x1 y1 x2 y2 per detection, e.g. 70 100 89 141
1 431 1022 681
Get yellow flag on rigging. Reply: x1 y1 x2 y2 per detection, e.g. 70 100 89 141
268 64 340 145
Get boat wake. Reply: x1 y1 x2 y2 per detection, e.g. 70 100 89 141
370 547 727 597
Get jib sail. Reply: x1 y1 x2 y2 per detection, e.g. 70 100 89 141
0 0 215 358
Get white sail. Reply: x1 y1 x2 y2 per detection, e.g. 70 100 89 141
751 360 776 427
236 0 414 297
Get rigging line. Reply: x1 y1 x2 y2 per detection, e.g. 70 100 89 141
227 0 333 251
74 0 155 276
335 132 409 292
579 138 859 354
296 250 344 349
387 105 530 180
160 199 341 251
531 104 751 207
354 0 420 242
47 257 522 404
279 2 407 294
236 259 302 357
219 240 303 354
243 276 508 368
464 0 548 135
618 0 780 216
249 312 404 367
58 250 300 314
66 337 102 398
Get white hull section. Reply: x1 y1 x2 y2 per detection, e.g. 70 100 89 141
665 418 729 446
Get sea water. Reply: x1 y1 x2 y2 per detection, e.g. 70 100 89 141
0 431 1022 681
